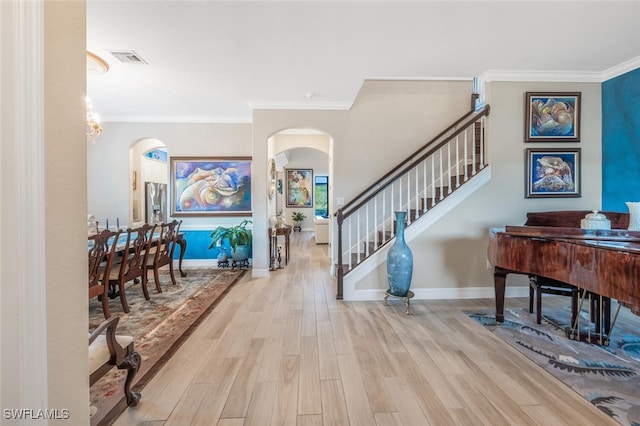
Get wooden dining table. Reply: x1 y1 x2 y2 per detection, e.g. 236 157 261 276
88 230 188 278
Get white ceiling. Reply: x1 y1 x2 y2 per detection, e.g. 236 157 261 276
86 1 640 123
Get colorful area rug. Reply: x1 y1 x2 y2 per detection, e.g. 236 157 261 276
467 304 640 426
89 267 246 426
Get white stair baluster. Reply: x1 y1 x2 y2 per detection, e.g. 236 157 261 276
464 131 469 181
471 127 476 175
439 148 444 200
455 135 460 188
423 159 427 213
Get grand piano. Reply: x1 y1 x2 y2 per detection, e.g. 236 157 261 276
488 210 640 345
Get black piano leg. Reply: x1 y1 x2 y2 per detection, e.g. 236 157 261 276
529 284 534 314
494 268 507 323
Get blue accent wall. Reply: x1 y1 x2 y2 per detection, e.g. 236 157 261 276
602 68 640 211
174 230 252 260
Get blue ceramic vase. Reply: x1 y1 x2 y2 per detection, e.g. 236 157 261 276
387 211 413 297
217 247 228 262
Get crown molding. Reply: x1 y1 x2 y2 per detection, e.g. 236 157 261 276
602 56 640 81
480 56 640 84
479 70 603 83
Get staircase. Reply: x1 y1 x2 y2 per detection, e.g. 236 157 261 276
335 96 490 299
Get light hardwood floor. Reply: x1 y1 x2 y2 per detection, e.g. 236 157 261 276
113 231 617 426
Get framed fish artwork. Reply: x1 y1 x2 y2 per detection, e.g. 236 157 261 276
525 92 581 142
170 156 252 216
525 148 581 198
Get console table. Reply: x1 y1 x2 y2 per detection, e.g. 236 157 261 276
269 225 291 269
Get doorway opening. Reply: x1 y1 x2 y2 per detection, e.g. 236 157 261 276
314 175 329 218
267 128 334 264
129 138 168 227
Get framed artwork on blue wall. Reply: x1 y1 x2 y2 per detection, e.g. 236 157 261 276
171 156 252 216
525 148 581 198
525 92 581 142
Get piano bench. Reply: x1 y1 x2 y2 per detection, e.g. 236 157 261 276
528 276 578 325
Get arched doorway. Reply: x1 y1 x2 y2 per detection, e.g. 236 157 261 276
267 128 334 260
129 138 168 227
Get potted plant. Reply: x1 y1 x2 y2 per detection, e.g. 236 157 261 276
208 219 252 261
291 211 306 231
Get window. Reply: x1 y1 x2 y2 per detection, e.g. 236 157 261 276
314 175 328 217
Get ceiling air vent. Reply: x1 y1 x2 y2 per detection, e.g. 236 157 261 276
109 50 148 65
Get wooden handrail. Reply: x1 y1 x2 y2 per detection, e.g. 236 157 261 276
338 104 490 219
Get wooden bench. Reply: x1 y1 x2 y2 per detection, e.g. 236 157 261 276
89 315 141 407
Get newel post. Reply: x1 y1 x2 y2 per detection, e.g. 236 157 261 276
336 209 344 300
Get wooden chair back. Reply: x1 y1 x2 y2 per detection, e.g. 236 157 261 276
88 229 122 318
118 223 156 284
152 220 179 267
147 220 180 291
109 223 157 311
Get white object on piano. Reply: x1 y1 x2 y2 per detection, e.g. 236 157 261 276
627 202 640 231
580 210 611 230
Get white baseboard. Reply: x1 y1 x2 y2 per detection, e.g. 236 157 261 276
177 259 216 268
343 285 529 301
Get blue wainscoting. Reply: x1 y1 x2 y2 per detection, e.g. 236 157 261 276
174 230 252 260
602 67 640 212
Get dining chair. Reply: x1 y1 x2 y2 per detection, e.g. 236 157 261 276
89 315 141 407
145 219 180 293
88 229 122 319
108 223 156 313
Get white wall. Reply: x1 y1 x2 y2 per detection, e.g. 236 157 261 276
46 2 89 418
87 122 253 230
91 77 470 277
356 80 602 294
274 132 330 154
251 80 472 274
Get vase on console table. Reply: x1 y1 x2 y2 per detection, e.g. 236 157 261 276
627 202 640 231
386 211 413 297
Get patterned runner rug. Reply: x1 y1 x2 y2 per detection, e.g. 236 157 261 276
467 303 640 426
89 267 246 425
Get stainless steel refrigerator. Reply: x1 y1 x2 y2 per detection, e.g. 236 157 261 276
145 182 167 224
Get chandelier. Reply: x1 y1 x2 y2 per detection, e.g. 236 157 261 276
86 97 102 143
86 51 108 143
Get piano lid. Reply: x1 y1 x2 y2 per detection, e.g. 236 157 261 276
502 225 640 242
